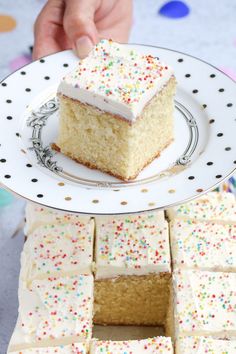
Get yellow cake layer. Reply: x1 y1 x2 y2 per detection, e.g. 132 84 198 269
94 273 172 327
56 78 176 180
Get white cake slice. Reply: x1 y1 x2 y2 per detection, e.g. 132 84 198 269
55 39 176 181
90 337 173 353
8 342 87 353
167 192 236 223
25 202 92 235
20 220 94 282
8 275 93 352
173 269 236 337
170 219 236 271
95 211 170 279
93 211 172 327
176 336 236 353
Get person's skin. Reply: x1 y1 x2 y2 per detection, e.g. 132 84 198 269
33 0 133 60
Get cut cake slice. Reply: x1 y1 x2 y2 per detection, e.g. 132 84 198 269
173 269 236 338
90 337 173 353
56 39 176 180
93 211 172 328
20 220 94 282
8 274 93 352
170 219 236 272
176 336 236 354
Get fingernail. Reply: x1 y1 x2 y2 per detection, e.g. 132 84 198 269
75 36 93 59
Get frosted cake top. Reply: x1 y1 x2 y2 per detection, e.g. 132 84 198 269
58 39 174 122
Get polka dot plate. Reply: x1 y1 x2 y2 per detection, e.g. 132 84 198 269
0 45 235 215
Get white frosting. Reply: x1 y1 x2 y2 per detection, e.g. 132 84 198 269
58 39 174 122
95 211 170 279
170 219 236 271
20 221 94 282
25 202 92 235
8 275 93 351
173 269 236 337
8 342 87 354
90 337 173 353
176 336 236 354
167 192 236 223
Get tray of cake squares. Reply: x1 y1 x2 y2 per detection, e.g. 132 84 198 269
0 39 236 353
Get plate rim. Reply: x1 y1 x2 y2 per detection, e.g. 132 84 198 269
0 43 235 215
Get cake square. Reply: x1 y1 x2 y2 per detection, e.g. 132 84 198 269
25 202 92 235
176 336 236 354
170 219 236 272
8 342 87 354
90 337 173 353
93 211 172 327
20 220 94 282
56 39 176 180
8 274 93 352
173 269 236 337
167 192 236 223
95 211 170 279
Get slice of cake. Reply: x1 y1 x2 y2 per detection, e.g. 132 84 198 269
93 211 172 329
170 219 236 272
8 342 87 354
173 269 236 338
90 337 173 353
8 274 93 352
176 336 236 354
166 192 236 223
25 202 92 235
20 220 94 282
56 39 176 180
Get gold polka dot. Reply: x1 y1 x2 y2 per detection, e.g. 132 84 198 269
121 201 127 205
141 188 148 193
92 199 99 204
168 189 176 194
0 15 16 32
65 196 71 201
148 202 156 207
58 182 65 186
197 188 203 193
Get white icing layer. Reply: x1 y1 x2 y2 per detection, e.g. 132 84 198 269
95 211 170 279
90 337 173 354
174 269 236 337
176 336 236 354
9 342 87 354
8 275 93 351
58 39 174 122
25 202 91 235
170 219 236 272
21 220 94 281
167 192 236 223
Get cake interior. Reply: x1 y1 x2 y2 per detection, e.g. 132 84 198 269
56 77 176 181
93 273 173 339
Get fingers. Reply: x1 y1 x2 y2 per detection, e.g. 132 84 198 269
63 0 100 58
33 0 65 60
96 0 133 43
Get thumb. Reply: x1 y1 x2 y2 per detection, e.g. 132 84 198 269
63 0 99 58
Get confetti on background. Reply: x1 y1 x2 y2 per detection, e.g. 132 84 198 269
9 53 31 71
0 14 16 32
220 66 236 81
158 1 190 19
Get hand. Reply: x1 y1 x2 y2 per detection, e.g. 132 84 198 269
33 0 133 60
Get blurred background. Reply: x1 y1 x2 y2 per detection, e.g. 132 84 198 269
0 0 236 352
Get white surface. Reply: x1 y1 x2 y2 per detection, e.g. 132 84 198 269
1 0 236 352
